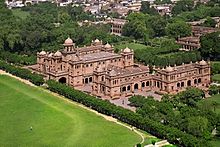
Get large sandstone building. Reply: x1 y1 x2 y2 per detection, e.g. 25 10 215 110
36 38 211 99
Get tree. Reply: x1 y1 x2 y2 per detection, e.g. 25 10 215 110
166 21 192 39
200 32 220 60
187 116 209 138
122 20 149 40
178 87 205 106
140 1 158 15
208 85 219 95
147 16 167 37
172 0 194 15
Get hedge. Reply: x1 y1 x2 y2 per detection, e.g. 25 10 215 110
0 60 44 86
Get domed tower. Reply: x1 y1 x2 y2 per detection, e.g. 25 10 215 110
63 37 75 53
37 51 47 72
121 47 134 68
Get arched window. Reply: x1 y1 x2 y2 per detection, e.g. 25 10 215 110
181 82 184 87
127 85 131 91
198 78 201 83
177 83 180 88
89 77 92 82
134 83 138 90
187 80 191 86
142 82 145 87
194 79 197 84
122 86 126 92
146 81 150 86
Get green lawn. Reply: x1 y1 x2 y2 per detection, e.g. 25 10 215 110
0 75 141 147
212 74 220 83
12 8 30 20
115 42 151 52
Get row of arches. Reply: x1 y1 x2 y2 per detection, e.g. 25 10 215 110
58 76 93 84
177 78 202 88
121 81 151 92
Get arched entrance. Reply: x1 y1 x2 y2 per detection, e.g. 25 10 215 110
59 77 66 84
134 83 138 90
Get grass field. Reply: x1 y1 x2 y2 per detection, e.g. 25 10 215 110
201 95 220 146
0 75 141 147
115 42 151 52
12 8 30 20
212 74 220 83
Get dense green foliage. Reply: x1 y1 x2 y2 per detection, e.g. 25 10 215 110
129 88 220 142
209 85 220 95
171 0 194 15
0 1 122 54
0 51 36 65
0 60 44 85
0 75 141 146
200 32 220 60
46 80 209 147
165 21 192 39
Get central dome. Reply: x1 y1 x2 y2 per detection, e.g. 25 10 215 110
165 66 173 72
123 47 131 53
64 37 73 45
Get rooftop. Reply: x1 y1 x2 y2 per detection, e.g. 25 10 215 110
81 51 120 61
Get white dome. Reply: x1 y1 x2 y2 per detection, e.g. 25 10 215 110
123 47 131 53
39 51 46 55
84 20 88 23
105 43 111 48
54 51 62 57
94 39 100 43
48 53 53 57
64 37 73 45
199 60 207 65
165 66 173 72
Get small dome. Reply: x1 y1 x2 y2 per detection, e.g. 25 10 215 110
39 51 46 55
48 53 54 57
94 39 100 43
109 70 117 76
123 47 131 53
107 17 111 20
84 20 88 23
165 66 173 72
64 37 73 45
54 51 62 57
199 60 207 65
105 43 111 48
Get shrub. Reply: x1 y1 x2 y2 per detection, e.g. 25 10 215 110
0 60 44 86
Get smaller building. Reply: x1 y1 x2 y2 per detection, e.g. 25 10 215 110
109 18 127 36
154 5 171 16
176 25 219 51
176 36 200 51
192 26 219 37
